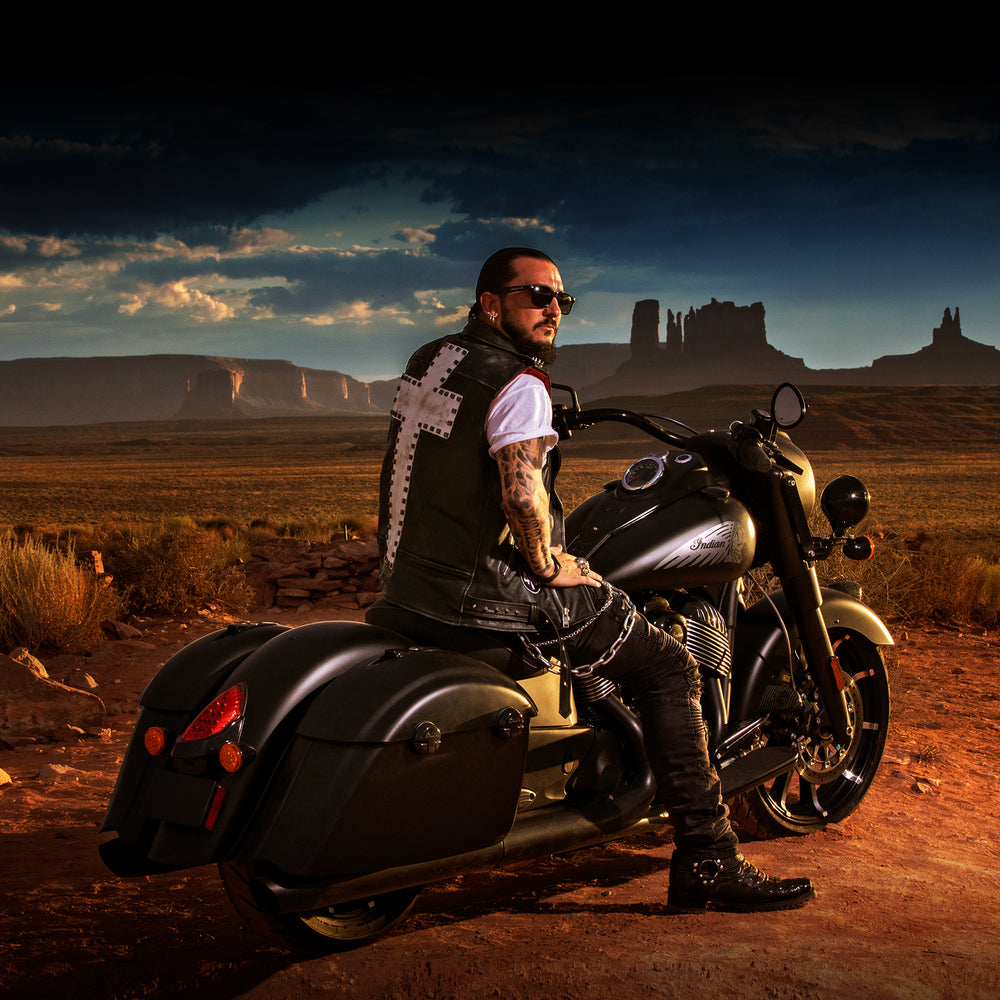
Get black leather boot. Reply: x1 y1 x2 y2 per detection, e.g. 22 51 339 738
667 851 815 913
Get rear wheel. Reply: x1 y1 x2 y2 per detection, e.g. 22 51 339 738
731 628 890 838
219 863 421 952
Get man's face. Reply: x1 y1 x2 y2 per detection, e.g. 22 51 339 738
492 257 565 364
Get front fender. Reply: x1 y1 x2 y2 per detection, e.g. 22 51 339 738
729 587 892 726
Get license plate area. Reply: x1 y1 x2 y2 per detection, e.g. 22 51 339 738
141 769 219 827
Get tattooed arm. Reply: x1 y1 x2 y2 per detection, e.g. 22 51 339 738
494 437 602 589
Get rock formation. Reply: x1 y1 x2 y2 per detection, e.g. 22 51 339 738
553 302 1000 400
869 307 1000 383
629 300 660 363
600 297 807 396
0 355 381 426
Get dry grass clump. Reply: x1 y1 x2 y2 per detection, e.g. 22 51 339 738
813 524 1000 627
243 512 377 545
100 519 253 616
0 533 121 653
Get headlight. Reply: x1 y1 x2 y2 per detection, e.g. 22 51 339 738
821 475 870 534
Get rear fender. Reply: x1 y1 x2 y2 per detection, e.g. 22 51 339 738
102 621 412 872
140 621 290 711
728 587 892 726
103 622 290 835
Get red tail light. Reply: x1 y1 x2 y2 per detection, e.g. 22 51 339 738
180 683 246 742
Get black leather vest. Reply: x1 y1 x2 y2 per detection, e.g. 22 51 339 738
377 320 598 632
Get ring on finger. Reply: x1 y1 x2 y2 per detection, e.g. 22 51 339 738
575 557 590 577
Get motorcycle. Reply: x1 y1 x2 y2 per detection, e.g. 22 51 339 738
100 383 892 951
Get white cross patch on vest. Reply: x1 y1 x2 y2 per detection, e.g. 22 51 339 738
384 341 468 567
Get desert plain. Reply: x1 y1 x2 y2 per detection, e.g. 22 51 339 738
2 383 1000 998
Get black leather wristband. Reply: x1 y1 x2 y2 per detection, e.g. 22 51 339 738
536 558 561 584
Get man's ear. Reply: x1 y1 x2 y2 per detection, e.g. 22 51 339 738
480 291 501 322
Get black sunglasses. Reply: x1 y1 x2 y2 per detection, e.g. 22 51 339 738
496 284 576 315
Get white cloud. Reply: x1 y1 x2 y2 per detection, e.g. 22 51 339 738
301 299 414 327
432 306 469 327
482 217 556 233
118 280 236 322
395 226 437 245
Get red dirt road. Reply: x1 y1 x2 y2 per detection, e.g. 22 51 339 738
1 612 999 999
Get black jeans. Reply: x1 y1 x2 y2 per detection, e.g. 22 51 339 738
558 587 738 854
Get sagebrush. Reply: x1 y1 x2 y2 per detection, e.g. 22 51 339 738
100 520 253 616
0 533 121 653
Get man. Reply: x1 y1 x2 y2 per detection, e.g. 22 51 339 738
373 247 814 912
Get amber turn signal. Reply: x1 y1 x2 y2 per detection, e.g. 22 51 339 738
143 726 167 756
218 742 244 773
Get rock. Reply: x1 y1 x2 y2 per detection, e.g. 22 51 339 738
101 619 142 640
0 767 12 786
37 762 84 779
331 539 379 562
0 649 107 737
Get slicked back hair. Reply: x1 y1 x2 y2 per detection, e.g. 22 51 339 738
469 247 556 320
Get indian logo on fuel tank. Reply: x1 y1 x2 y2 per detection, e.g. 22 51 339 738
652 521 749 571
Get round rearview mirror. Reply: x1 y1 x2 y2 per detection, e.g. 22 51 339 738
771 383 806 429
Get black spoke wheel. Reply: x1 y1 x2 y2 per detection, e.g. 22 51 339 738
219 863 421 953
731 628 890 838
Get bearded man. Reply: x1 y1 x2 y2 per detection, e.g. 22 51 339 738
370 247 814 912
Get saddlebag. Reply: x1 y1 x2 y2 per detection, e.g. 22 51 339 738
242 647 536 878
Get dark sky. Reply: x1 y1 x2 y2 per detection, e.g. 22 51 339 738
2 67 997 380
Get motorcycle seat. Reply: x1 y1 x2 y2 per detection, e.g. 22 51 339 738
365 600 543 680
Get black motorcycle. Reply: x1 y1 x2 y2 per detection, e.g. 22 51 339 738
100 383 891 950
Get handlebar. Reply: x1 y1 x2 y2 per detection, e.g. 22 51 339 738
554 405 692 449
553 397 803 476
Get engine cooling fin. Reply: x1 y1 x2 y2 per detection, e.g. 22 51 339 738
679 598 732 679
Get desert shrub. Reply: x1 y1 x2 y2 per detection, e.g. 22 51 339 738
101 521 253 616
0 533 121 653
881 541 1000 626
803 516 1000 626
244 513 376 544
750 507 1000 628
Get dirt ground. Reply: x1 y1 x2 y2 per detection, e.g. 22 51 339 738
1 607 999 1000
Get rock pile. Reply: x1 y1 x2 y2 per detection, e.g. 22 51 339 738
0 647 107 736
243 536 382 613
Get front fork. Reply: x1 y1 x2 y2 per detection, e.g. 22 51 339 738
765 468 851 744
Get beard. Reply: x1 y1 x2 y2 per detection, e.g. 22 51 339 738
499 311 559 367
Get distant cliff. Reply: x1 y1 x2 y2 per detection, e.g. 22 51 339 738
4 306 998 425
550 303 1000 399
0 355 385 426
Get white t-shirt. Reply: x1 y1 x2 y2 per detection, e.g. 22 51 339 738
486 371 558 457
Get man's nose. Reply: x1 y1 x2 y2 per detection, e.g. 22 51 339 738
542 294 560 316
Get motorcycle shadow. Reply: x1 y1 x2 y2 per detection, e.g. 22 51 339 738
404 835 675 929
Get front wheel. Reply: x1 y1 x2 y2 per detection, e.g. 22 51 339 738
219 863 421 953
731 628 890 838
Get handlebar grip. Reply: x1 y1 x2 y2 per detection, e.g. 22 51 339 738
739 439 773 472
730 422 772 472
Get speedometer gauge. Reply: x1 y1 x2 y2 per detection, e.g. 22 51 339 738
621 456 665 491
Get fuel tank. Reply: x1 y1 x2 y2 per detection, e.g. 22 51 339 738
565 448 755 591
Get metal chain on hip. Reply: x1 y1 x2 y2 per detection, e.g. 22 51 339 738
520 581 638 677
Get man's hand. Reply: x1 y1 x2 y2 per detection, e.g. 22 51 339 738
543 545 603 589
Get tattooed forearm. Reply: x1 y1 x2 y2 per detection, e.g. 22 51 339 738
495 438 554 575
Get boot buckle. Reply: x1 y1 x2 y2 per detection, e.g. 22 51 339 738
692 858 725 886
